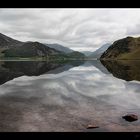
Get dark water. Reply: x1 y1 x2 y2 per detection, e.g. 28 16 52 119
0 60 140 132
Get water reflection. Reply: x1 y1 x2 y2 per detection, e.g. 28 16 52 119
0 60 84 85
100 60 140 81
0 60 140 131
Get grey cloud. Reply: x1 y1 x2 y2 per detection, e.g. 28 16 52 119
0 9 140 51
126 23 140 36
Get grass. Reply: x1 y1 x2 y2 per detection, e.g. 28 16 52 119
118 48 140 60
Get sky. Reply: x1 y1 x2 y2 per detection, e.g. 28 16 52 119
0 8 140 51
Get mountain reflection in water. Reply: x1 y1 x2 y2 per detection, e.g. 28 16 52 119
0 60 84 85
100 60 140 82
0 60 140 132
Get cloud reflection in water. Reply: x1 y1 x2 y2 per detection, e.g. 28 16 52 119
0 61 140 131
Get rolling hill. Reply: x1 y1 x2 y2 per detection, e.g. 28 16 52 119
100 37 140 60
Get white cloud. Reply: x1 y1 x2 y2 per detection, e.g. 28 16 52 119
0 8 140 51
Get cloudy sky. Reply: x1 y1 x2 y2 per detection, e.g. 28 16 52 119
0 8 140 51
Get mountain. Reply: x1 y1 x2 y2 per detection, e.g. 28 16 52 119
0 33 85 58
2 42 61 57
100 37 140 60
45 43 73 53
89 43 111 58
0 33 22 48
0 33 66 58
67 51 85 58
81 51 93 56
45 44 86 59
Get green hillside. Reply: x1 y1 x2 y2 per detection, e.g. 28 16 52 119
100 37 140 60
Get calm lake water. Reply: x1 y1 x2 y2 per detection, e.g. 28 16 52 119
0 60 140 132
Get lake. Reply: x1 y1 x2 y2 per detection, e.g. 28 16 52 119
0 60 140 132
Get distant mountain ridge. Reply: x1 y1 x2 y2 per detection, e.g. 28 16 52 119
45 43 74 53
81 51 93 56
89 43 111 58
